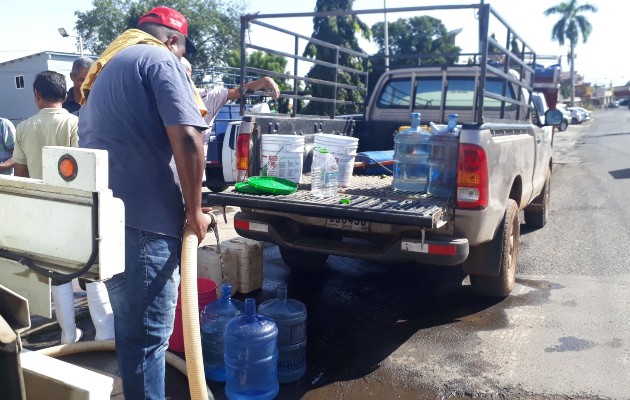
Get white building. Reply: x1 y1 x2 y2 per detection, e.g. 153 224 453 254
0 52 97 126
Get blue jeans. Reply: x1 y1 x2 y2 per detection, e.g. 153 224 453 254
106 227 181 399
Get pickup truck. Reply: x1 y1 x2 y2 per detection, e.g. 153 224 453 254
207 4 563 298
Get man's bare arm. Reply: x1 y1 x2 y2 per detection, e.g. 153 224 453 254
166 125 209 243
227 77 280 101
13 163 29 178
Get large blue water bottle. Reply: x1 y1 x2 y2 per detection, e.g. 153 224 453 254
393 112 432 192
200 283 244 382
427 114 460 197
258 284 307 383
224 298 279 400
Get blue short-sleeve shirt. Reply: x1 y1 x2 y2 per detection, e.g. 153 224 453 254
79 45 207 238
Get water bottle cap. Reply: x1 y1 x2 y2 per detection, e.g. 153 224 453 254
318 147 329 154
448 113 458 119
221 283 233 298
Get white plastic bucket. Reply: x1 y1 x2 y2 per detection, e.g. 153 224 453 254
314 134 359 187
261 134 305 183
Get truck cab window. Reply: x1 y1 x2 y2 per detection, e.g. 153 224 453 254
377 79 412 109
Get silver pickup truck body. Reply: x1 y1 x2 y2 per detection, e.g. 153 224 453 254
207 4 562 297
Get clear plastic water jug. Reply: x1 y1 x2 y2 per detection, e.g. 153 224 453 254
224 298 279 400
427 114 459 197
200 283 244 382
311 147 339 198
258 284 307 383
393 112 432 192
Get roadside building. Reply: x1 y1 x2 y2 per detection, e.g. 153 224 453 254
0 52 97 126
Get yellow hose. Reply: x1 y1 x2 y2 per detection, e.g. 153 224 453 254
35 340 188 378
180 215 213 400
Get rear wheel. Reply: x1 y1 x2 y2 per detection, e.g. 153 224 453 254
524 172 550 229
469 199 520 298
279 246 329 272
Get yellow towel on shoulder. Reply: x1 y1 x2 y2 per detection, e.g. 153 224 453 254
80 29 207 117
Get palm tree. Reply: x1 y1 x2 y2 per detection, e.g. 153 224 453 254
544 0 597 106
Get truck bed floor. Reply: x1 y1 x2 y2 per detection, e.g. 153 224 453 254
207 175 450 228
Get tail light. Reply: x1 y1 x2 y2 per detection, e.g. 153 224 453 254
235 132 250 181
456 144 488 209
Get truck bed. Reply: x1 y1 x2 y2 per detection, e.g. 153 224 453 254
206 175 451 229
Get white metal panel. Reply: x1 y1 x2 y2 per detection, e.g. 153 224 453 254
42 146 109 192
21 349 114 400
97 190 125 280
0 259 50 318
0 191 93 266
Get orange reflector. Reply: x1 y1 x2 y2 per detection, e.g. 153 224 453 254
428 244 457 255
457 172 481 185
58 155 78 181
236 158 248 171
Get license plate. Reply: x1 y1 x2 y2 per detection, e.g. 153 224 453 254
326 218 370 232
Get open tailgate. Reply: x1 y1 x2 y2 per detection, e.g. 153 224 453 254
206 175 451 229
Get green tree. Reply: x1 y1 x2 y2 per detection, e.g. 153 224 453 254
226 50 299 113
226 50 290 91
544 0 597 106
370 16 460 91
301 0 370 116
74 0 245 67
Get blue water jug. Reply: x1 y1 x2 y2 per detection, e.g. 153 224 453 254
258 284 307 383
393 112 432 192
224 298 279 400
200 283 244 382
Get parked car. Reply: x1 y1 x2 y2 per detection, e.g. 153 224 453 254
568 106 590 122
555 107 570 131
558 104 584 124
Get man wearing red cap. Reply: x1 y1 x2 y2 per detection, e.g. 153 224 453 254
78 6 209 398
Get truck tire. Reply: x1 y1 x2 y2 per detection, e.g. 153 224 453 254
279 246 329 272
469 199 519 298
524 172 550 229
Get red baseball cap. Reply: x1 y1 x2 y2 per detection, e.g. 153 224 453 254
138 6 197 54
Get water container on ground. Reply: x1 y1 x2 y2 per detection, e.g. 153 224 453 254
200 283 244 382
258 284 307 383
169 278 217 353
224 298 279 400
198 244 238 297
222 237 263 294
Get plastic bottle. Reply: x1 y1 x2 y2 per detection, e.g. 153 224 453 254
258 284 307 383
393 112 432 192
224 298 279 400
200 283 244 382
447 113 460 136
427 114 460 197
310 147 339 198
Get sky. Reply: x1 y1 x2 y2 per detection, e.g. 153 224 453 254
0 0 625 86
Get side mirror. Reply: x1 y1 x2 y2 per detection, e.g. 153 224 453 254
544 109 563 126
